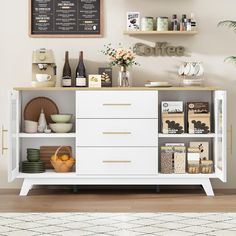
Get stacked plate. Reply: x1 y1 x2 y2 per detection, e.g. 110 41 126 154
22 148 45 173
22 161 45 173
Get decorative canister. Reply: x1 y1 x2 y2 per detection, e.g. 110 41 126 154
141 17 154 31
157 17 169 31
174 146 186 174
187 148 200 174
201 160 214 174
161 147 174 174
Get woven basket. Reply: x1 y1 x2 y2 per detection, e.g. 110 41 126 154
50 146 75 173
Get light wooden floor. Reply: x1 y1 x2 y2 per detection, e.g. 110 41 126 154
0 188 236 212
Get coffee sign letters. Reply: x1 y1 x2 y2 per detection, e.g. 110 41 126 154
133 42 185 57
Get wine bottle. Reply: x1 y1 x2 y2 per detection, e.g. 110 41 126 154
62 51 72 87
76 51 87 87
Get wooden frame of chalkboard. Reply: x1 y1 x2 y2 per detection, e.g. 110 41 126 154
29 0 103 38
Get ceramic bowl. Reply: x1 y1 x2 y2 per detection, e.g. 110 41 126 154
27 155 40 162
24 120 38 133
50 114 72 123
49 123 73 133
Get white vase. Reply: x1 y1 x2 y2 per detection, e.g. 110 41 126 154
38 109 47 133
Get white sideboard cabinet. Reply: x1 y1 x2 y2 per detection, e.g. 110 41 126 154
9 87 227 196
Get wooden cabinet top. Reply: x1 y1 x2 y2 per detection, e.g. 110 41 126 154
13 86 222 91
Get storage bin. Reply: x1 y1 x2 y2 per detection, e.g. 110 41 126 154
174 146 186 174
161 147 174 174
188 112 211 134
162 112 185 134
187 147 200 174
50 146 75 173
188 161 201 174
201 160 214 174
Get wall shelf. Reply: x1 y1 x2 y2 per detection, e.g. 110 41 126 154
123 30 198 36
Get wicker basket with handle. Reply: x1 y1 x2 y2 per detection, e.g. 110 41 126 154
50 146 75 173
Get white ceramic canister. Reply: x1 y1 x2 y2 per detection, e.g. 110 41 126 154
141 17 154 31
157 17 169 31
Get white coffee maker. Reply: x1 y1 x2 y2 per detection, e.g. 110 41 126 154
32 48 57 87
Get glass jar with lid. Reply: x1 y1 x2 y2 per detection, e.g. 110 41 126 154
187 147 200 174
141 17 154 31
201 160 214 174
157 17 169 31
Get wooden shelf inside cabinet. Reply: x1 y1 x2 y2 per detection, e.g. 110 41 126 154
157 173 217 178
19 133 76 138
18 170 77 178
123 30 198 36
158 133 216 138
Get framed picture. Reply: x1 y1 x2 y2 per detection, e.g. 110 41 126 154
127 12 140 31
98 67 112 87
29 0 103 38
88 75 102 88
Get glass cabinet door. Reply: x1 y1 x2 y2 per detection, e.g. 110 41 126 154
214 90 227 182
8 91 20 182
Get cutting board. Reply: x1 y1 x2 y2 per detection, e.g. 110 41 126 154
40 146 72 169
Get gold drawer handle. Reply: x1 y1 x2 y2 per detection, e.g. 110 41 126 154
2 125 8 155
102 103 132 106
103 160 131 163
102 132 131 135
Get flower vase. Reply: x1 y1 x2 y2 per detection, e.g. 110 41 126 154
118 66 131 87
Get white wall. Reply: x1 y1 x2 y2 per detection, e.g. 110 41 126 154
1 0 236 189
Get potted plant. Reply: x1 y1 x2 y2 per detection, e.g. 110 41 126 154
218 20 236 64
101 44 139 87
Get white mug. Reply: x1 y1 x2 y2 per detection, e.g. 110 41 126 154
36 74 52 82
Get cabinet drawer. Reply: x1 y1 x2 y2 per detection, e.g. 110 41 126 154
76 91 158 118
76 119 158 146
76 147 158 175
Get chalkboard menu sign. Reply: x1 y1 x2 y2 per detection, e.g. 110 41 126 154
29 0 103 37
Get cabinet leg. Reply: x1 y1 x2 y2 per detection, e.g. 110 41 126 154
73 185 79 193
202 179 214 196
155 185 160 193
20 179 33 196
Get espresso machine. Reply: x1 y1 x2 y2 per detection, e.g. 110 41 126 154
32 48 57 87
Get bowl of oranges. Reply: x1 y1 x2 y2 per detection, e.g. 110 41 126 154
50 146 75 172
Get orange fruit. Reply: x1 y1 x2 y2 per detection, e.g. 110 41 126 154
51 155 58 161
56 159 63 164
61 155 69 161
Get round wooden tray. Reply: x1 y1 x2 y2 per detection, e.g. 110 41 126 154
24 97 59 124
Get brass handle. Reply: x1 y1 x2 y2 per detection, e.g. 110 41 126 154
103 160 131 163
2 125 8 155
102 132 131 135
102 103 132 106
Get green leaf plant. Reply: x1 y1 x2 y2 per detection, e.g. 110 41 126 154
218 20 236 65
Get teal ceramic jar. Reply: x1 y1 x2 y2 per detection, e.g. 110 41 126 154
141 17 154 31
157 17 169 31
